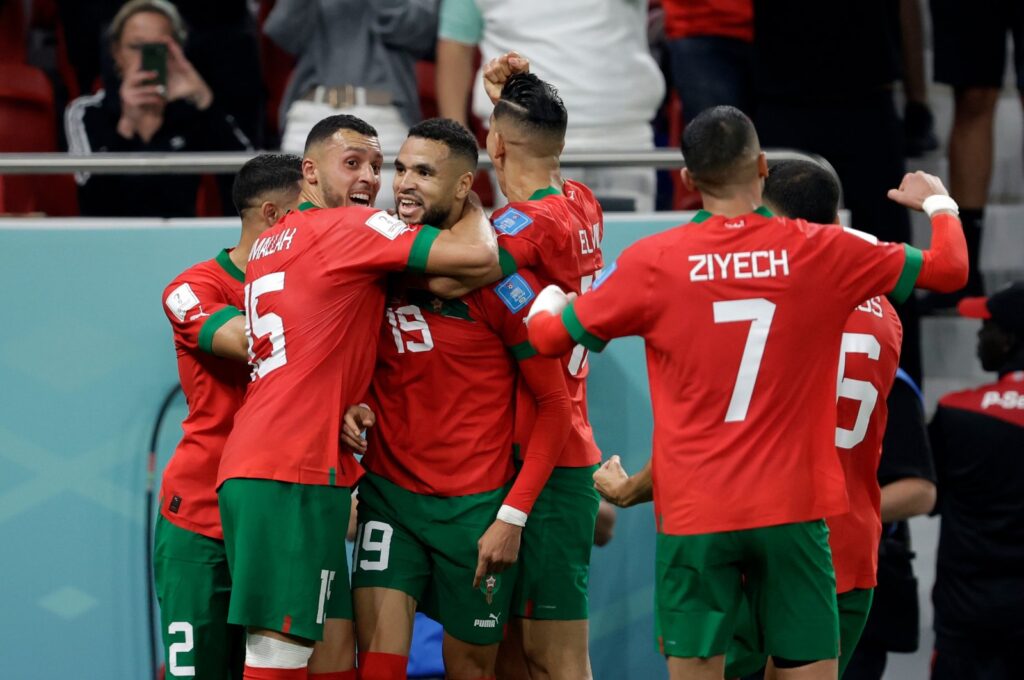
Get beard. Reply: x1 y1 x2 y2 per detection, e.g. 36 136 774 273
420 201 455 228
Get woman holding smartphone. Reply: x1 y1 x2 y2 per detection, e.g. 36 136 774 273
65 0 253 218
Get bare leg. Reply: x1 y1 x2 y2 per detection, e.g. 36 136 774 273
948 87 1000 207
443 632 500 679
308 618 356 673
519 619 592 680
667 655 726 680
353 586 416 655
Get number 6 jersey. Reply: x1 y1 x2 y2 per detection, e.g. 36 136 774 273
218 204 441 489
563 208 923 535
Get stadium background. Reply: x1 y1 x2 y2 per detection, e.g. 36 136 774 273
0 211 980 679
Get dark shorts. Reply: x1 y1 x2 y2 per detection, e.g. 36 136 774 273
932 0 1024 89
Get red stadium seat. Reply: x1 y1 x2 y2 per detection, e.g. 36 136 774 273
0 62 78 215
0 0 27 63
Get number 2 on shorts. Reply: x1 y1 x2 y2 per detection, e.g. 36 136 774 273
713 298 776 422
167 621 195 677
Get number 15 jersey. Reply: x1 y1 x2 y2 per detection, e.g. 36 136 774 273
218 205 440 489
564 209 924 535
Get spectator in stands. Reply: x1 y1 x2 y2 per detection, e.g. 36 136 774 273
64 0 252 218
928 282 1024 680
928 0 1023 303
898 0 938 158
265 0 437 210
662 0 754 124
436 0 665 212
844 369 937 680
751 0 922 386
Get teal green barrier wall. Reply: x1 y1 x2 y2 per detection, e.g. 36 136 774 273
0 214 691 679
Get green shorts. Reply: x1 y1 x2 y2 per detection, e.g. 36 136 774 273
218 478 353 641
351 472 516 646
512 464 600 620
655 520 839 661
153 515 244 679
725 587 874 677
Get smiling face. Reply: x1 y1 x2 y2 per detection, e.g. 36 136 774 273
307 129 383 208
393 136 471 228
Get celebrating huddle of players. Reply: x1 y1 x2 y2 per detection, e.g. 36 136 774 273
155 52 969 680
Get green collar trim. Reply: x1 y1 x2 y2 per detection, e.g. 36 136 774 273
528 186 561 201
298 201 317 212
215 249 245 282
691 206 773 224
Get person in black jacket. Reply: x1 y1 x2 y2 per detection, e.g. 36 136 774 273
928 281 1024 680
64 0 252 217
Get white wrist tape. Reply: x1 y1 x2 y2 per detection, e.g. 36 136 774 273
245 634 313 669
922 194 959 218
526 285 569 323
497 504 528 527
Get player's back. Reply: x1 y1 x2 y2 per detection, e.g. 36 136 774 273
367 285 519 496
496 180 605 467
588 209 910 534
221 206 420 488
828 295 903 593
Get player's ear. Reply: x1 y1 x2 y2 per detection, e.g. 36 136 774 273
757 152 769 178
680 168 697 192
301 157 318 186
455 170 474 200
260 200 279 227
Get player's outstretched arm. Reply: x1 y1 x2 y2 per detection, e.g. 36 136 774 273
210 315 248 361
422 194 499 278
593 456 653 508
525 286 576 356
426 266 503 300
887 171 969 293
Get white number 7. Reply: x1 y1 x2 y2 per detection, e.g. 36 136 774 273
713 298 776 422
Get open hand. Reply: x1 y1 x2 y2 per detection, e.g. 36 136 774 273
162 38 213 109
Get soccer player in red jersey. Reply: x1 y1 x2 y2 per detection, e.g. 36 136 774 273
216 115 498 680
155 153 302 678
527 106 968 680
352 117 572 680
431 57 608 680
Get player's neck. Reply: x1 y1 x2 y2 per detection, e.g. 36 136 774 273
231 226 261 271
298 184 322 209
699 187 764 219
503 156 561 203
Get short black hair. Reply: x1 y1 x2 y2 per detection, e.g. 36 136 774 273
494 73 568 142
304 114 378 154
764 159 841 224
407 118 479 169
681 105 759 188
232 153 302 214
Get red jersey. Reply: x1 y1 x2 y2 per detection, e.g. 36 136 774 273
564 208 923 535
218 205 441 488
160 249 248 539
827 296 903 594
662 0 753 42
494 181 604 467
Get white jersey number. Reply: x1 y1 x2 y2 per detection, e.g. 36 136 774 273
387 305 434 353
245 272 287 379
167 621 195 677
353 520 394 572
835 332 881 449
713 298 776 422
567 273 596 376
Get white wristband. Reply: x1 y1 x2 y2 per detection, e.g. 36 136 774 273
497 504 528 527
922 194 959 218
525 285 569 324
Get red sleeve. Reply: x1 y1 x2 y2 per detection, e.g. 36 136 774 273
559 239 656 351
503 355 572 514
318 208 443 275
494 206 561 275
528 311 576 357
163 275 241 355
917 212 969 292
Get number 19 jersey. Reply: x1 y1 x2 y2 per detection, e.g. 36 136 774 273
218 206 440 489
564 209 924 535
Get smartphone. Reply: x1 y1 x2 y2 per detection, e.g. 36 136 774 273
140 42 167 88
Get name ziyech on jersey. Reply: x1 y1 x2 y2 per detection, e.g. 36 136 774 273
688 249 790 283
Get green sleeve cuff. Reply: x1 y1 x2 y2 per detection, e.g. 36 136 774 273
498 247 518 277
562 303 608 352
198 306 243 354
890 244 924 304
407 225 443 273
510 341 537 360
